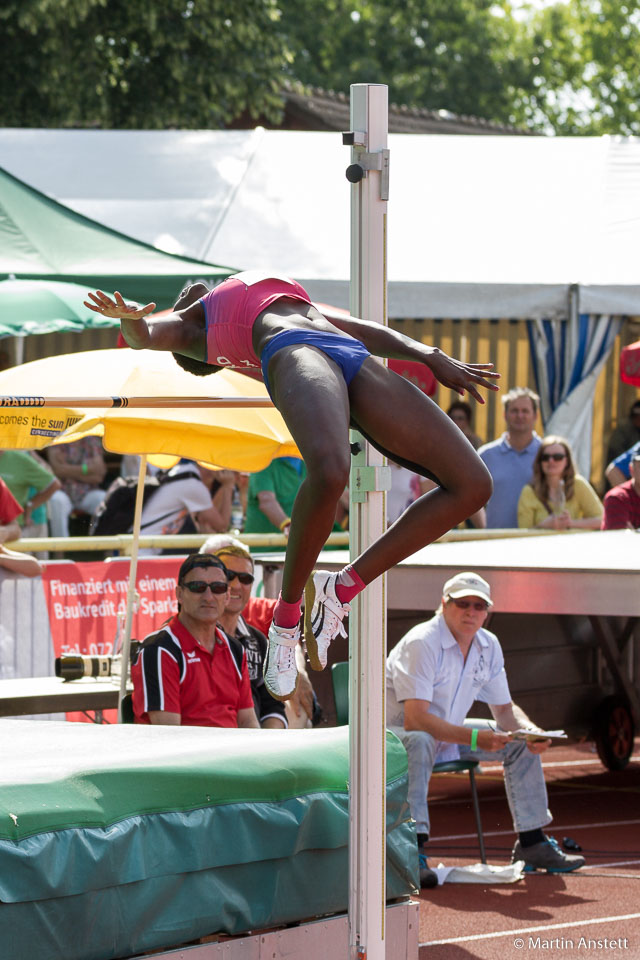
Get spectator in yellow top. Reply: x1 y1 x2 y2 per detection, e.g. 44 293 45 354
517 436 603 531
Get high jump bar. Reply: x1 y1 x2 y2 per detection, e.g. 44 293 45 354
0 396 273 409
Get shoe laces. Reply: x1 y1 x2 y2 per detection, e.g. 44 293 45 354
321 595 350 639
274 643 295 671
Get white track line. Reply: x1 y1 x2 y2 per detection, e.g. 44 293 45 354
420 912 640 947
582 859 640 870
431 784 636 809
478 757 640 772
432 817 640 842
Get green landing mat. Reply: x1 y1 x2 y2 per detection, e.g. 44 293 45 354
0 721 418 960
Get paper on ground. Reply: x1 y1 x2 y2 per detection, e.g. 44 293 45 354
435 860 526 885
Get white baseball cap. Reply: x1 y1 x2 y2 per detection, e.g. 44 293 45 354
443 571 492 606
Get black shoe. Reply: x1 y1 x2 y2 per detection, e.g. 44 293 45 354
418 851 438 888
513 836 585 874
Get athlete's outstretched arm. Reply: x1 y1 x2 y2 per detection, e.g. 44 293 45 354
318 307 500 403
84 290 205 357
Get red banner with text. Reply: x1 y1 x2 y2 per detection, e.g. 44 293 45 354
42 558 183 657
42 558 182 721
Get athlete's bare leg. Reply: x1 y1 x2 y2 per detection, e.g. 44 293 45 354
266 343 352 603
346 359 492 583
267 346 491 603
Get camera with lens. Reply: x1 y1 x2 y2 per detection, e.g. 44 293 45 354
55 643 140 682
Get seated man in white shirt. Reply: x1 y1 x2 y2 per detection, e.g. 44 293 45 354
387 571 585 888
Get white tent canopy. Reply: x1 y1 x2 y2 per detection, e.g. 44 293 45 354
2 129 640 319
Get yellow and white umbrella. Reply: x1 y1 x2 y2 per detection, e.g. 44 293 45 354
0 347 300 719
0 347 298 469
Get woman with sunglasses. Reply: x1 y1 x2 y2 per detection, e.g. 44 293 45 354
517 436 603 530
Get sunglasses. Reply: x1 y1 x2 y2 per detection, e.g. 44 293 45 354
225 570 255 585
450 598 489 612
181 580 229 595
541 452 566 462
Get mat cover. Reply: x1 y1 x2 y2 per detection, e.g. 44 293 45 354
0 721 418 960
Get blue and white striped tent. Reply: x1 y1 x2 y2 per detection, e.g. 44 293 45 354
528 309 622 474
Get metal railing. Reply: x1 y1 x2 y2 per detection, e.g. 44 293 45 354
7 526 572 557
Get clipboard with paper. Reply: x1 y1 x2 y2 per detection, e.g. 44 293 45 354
487 721 568 742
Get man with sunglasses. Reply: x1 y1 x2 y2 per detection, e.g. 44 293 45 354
200 535 288 729
200 535 320 729
131 553 259 728
387 571 584 888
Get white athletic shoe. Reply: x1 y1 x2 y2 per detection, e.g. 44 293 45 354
304 570 350 671
264 621 300 701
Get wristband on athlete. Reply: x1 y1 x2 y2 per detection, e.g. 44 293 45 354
470 728 479 751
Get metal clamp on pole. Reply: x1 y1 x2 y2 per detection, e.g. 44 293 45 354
352 465 392 503
343 132 390 200
350 429 391 501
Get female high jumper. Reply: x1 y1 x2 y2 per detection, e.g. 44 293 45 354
85 272 498 701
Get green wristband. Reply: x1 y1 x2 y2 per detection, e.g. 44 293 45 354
470 728 479 751
81 463 88 475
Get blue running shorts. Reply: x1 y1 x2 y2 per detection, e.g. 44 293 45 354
260 329 370 400
260 328 442 487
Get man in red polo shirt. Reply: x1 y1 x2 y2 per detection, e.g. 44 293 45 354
132 553 259 728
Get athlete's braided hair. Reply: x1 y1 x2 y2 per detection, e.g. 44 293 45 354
171 281 219 377
172 352 218 377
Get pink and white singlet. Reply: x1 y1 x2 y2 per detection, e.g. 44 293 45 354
200 271 312 376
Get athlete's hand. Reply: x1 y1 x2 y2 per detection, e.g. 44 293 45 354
84 290 156 320
423 348 500 403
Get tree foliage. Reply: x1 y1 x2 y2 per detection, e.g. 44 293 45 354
0 0 289 128
511 0 640 134
3 0 640 135
277 0 535 127
278 0 640 135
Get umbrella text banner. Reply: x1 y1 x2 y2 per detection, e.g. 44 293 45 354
0 349 300 470
0 408 84 448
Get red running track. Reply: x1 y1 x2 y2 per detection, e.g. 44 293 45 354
416 739 640 959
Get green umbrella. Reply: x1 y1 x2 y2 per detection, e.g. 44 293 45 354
0 165 234 310
0 278 121 337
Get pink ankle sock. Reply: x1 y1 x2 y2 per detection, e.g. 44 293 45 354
273 593 302 628
335 565 366 604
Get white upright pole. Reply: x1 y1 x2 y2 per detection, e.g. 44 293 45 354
117 454 147 721
345 83 390 960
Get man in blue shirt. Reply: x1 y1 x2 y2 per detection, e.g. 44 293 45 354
387 571 585 888
478 388 542 527
605 439 640 489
